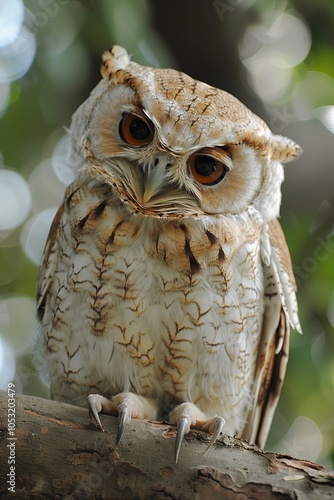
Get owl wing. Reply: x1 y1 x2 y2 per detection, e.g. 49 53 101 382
36 202 65 323
33 201 65 384
242 218 301 448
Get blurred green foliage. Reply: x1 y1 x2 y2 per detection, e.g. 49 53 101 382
0 0 333 469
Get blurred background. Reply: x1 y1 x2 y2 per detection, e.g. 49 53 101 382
0 0 333 469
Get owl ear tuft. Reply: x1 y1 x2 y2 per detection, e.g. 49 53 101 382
271 134 302 163
101 45 131 80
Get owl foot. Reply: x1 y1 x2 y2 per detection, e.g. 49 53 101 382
168 403 225 462
87 392 158 446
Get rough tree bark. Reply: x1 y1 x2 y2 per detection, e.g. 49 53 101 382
0 390 333 499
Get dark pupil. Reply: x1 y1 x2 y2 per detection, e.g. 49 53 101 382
130 117 150 140
194 155 216 176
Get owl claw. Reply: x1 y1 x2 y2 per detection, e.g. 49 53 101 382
116 404 131 446
87 393 138 445
87 394 105 432
174 417 190 463
87 392 159 449
169 403 225 462
203 416 225 454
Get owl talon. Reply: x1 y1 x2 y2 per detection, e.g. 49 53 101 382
87 394 105 432
203 416 225 454
169 403 226 461
87 392 159 448
169 403 198 463
116 404 131 446
174 416 190 463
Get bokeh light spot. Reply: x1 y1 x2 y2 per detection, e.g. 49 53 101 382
0 26 36 83
28 159 66 214
0 169 31 231
0 0 24 48
0 296 36 355
294 72 334 121
21 208 57 266
313 106 334 134
273 416 322 462
0 337 16 389
240 12 311 102
0 81 10 115
52 134 75 185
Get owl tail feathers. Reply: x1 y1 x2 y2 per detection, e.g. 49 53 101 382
270 134 303 163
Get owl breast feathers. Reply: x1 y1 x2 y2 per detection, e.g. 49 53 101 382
36 45 302 461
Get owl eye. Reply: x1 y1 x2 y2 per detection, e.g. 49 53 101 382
119 113 153 147
189 153 228 185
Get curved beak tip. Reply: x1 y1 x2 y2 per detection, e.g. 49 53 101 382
142 187 154 204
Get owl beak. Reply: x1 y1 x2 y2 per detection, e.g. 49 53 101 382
142 164 166 203
142 183 154 203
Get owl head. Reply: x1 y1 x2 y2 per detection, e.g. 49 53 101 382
68 46 301 221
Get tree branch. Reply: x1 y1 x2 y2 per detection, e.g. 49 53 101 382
0 390 333 499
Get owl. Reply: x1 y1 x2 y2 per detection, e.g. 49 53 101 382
36 45 302 462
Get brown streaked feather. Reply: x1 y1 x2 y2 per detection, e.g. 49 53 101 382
241 311 288 448
253 310 290 448
242 218 296 448
36 201 65 318
36 170 115 319
268 218 297 293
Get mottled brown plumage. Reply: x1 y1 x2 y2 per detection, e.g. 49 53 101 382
36 46 301 462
